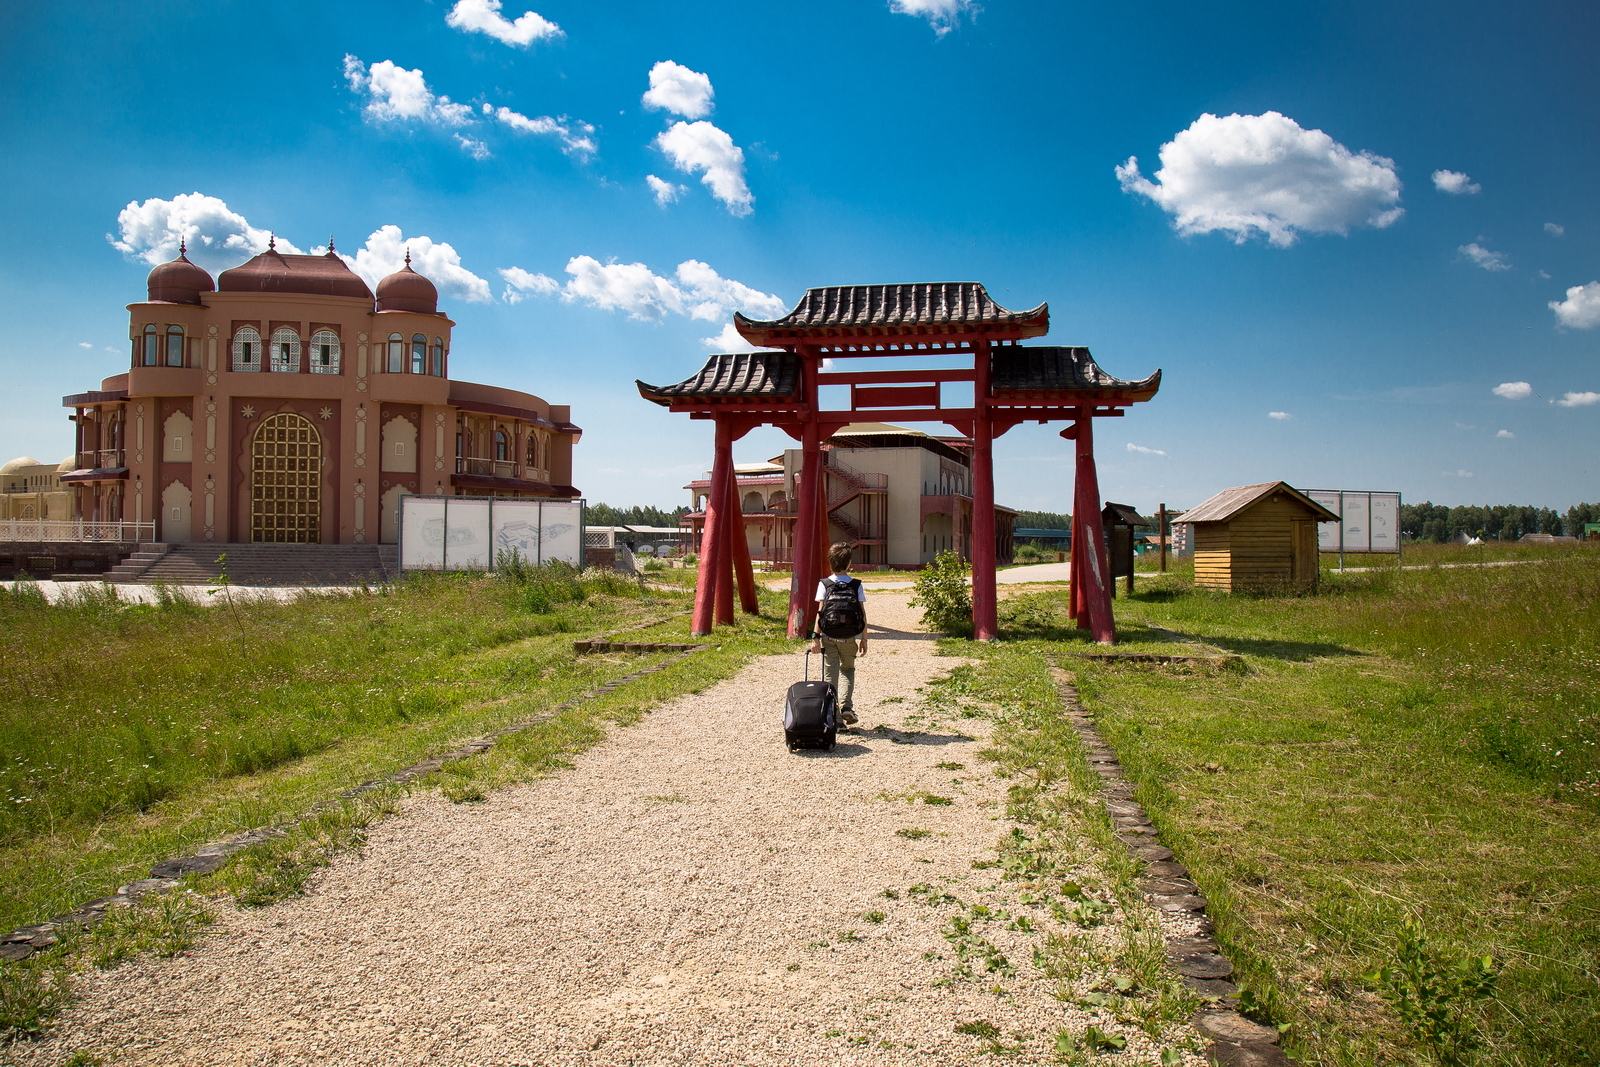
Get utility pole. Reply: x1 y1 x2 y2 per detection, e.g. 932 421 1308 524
1158 503 1168 573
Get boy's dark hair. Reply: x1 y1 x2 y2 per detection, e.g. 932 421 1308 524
828 541 853 573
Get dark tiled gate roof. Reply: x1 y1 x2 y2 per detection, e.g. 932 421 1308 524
990 346 1161 397
734 283 1048 344
636 350 801 406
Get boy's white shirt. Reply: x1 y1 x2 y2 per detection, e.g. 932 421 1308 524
815 573 868 602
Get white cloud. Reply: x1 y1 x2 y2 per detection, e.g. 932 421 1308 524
1446 469 1476 478
340 225 491 303
343 55 473 126
455 134 491 160
642 61 714 120
647 175 687 206
1550 281 1600 329
553 256 785 325
656 121 753 216
1539 270 1552 279
1556 391 1600 408
1126 442 1168 456
889 0 977 35
1493 382 1533 400
486 104 596 158
1496 429 1515 439
1432 169 1480 195
1268 410 1292 420
445 0 561 46
498 266 560 304
109 192 301 270
78 342 92 349
1544 222 1564 237
1116 111 1402 248
1459 242 1510 271
701 322 763 352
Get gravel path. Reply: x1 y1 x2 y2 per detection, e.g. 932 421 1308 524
19 594 1186 1066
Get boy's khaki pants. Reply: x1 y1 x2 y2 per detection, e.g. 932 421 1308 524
819 634 858 709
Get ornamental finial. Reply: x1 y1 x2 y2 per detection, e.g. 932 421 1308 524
268 233 276 252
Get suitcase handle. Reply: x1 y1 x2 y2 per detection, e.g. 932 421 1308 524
804 647 811 682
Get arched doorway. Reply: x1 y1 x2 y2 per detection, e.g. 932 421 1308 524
251 413 322 543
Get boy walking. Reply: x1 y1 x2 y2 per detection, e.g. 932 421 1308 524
812 542 868 725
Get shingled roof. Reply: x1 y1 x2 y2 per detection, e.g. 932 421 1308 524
1175 482 1338 524
636 350 801 406
734 283 1048 345
990 346 1162 397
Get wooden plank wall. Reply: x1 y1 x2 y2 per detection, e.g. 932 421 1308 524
1193 498 1327 592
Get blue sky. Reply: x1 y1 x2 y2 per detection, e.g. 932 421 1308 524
2 0 1596 514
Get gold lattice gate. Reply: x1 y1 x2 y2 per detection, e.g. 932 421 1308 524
251 413 322 543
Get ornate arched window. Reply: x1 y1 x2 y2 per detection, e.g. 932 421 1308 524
495 429 509 462
232 326 261 372
142 325 158 366
431 338 445 377
166 325 185 367
411 334 427 375
309 329 340 374
270 327 301 373
387 333 403 373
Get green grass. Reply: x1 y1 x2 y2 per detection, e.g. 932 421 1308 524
1008 545 1600 1065
0 567 790 946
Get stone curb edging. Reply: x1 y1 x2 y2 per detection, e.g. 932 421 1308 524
573 640 709 653
1051 668 1295 1067
0 633 709 964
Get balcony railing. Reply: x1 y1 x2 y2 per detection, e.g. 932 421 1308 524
456 458 518 478
77 450 126 469
0 520 155 543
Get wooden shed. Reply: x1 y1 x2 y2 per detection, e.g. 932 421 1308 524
1175 482 1338 592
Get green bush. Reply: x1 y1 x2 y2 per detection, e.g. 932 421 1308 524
909 550 973 638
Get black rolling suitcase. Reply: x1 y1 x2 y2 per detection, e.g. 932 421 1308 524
784 649 837 751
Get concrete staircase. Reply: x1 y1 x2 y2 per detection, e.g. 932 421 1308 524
103 544 173 583
115 543 397 586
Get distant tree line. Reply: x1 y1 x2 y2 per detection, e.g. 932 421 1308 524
584 502 688 528
1401 502 1600 542
1015 510 1074 531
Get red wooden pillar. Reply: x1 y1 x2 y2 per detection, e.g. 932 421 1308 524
1071 409 1116 643
971 339 998 641
692 417 734 635
788 416 822 638
723 457 759 615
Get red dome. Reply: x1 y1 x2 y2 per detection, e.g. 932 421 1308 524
146 248 215 305
217 245 374 300
376 256 440 314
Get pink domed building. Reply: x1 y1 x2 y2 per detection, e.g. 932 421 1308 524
62 242 580 546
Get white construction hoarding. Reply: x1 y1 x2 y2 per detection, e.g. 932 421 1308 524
1306 490 1401 553
398 496 584 571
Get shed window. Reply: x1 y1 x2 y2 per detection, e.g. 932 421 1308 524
232 326 261 372
309 329 340 374
142 325 158 366
387 333 403 374
270 327 301 373
411 334 426 375
166 326 185 367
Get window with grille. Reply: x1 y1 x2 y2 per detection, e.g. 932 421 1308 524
411 334 426 374
250 412 321 543
270 327 301 373
431 338 444 376
142 325 158 366
309 329 341 374
166 325 185 367
232 326 261 372
387 333 403 373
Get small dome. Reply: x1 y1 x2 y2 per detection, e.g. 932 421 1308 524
146 246 215 305
376 253 440 314
57 457 77 473
0 457 43 476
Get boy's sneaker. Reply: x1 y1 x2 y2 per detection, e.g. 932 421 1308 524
840 706 858 725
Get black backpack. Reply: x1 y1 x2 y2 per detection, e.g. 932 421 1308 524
817 577 865 638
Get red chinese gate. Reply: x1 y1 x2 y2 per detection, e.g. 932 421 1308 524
637 283 1159 643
